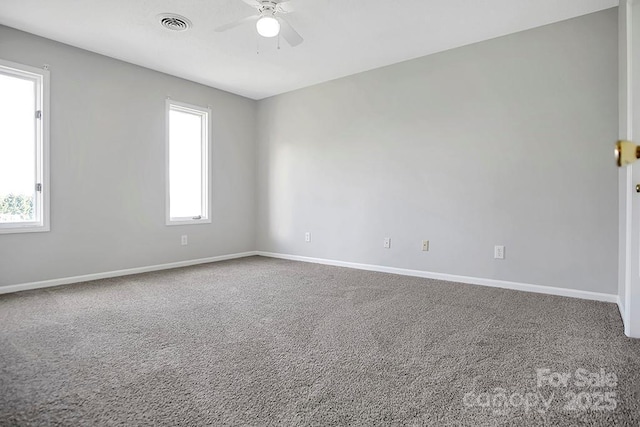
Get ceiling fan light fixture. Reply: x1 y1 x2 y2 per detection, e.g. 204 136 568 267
256 14 280 38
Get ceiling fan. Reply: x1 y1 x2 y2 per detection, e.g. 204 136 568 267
215 0 303 47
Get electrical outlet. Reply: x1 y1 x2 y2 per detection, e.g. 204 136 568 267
305 232 311 242
384 237 391 249
181 235 188 246
494 245 505 259
422 240 429 251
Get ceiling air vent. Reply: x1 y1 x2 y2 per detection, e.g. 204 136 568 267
158 14 192 32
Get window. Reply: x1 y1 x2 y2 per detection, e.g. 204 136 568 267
166 100 211 225
0 59 49 234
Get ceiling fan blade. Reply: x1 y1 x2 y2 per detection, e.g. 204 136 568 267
241 0 262 8
278 17 303 47
215 15 258 32
275 1 293 13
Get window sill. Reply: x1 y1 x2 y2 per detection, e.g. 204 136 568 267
0 224 50 234
166 218 211 226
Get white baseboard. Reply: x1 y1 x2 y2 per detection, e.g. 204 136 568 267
2 250 618 305
0 251 258 295
257 251 617 304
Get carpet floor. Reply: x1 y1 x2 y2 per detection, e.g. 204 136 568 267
0 256 639 426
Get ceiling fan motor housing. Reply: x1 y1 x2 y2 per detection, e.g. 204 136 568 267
259 1 278 14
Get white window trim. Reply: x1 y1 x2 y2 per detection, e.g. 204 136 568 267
165 99 211 226
0 59 50 234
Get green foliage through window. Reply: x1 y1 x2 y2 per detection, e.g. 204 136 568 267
0 194 34 221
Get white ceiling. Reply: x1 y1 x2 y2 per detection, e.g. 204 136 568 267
0 0 618 100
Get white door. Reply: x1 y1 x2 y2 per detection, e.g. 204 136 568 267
619 0 640 338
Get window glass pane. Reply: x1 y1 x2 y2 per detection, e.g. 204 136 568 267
0 74 36 223
169 108 203 218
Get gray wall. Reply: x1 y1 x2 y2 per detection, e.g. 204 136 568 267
0 10 619 294
257 9 619 294
0 26 257 287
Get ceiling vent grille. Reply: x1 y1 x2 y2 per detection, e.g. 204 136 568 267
159 14 192 32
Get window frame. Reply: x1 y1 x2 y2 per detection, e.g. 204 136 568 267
165 99 211 226
0 59 50 234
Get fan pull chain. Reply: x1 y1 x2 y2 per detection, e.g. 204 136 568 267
277 32 281 50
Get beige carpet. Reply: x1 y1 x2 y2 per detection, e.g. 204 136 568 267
1 256 638 425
